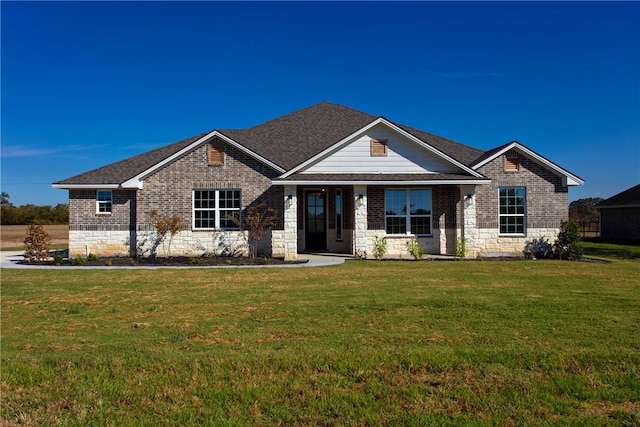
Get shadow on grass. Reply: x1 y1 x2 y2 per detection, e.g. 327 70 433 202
582 238 640 260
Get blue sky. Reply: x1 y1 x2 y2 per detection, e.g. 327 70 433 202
2 1 639 206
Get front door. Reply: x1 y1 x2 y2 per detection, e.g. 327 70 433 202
305 190 326 251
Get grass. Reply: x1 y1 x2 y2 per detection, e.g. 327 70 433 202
583 238 640 261
2 253 639 425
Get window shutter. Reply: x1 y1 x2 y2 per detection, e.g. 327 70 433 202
208 140 224 166
370 139 388 157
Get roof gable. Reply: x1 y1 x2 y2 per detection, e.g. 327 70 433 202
286 119 482 178
472 141 584 186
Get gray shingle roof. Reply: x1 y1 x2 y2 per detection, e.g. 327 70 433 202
220 102 377 170
53 131 212 185
595 184 640 208
54 102 488 186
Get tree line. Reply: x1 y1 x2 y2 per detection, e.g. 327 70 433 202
1 192 69 225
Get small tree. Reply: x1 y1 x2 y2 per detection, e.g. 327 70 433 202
149 210 183 258
554 219 583 260
232 203 276 258
24 224 52 264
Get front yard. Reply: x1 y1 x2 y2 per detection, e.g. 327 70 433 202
1 252 639 425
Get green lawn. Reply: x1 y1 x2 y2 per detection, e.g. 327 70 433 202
2 257 639 425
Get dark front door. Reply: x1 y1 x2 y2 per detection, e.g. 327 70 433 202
305 190 326 251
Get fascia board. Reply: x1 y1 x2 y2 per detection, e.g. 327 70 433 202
272 179 492 186
121 130 286 188
473 142 585 186
51 183 121 189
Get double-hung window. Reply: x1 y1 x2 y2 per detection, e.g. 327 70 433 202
385 188 432 235
96 190 112 214
499 187 526 235
193 189 241 230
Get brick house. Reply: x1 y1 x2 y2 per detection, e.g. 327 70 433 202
53 102 583 259
595 184 640 240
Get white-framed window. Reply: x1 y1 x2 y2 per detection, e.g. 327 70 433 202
499 187 526 235
385 188 432 235
96 190 112 214
193 189 241 230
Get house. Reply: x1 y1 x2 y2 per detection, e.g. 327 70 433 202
52 102 584 259
595 184 640 240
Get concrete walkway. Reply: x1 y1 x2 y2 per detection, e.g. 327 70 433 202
0 251 347 269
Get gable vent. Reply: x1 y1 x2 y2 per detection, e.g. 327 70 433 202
504 154 519 172
370 139 388 157
208 139 224 166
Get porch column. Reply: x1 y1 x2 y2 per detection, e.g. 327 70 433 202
283 185 298 260
461 185 477 258
353 185 368 257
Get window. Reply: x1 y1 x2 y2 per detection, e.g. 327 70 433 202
385 189 432 235
208 140 224 166
193 189 241 230
96 190 112 214
335 189 343 240
370 139 388 157
499 187 526 235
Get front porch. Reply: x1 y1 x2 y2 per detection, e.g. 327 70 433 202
275 184 477 260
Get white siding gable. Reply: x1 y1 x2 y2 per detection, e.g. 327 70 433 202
303 124 465 174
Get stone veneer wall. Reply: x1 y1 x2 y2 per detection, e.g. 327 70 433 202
473 150 569 256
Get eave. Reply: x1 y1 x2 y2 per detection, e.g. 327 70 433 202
472 141 584 186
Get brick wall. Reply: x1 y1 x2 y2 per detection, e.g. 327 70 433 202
476 151 568 230
68 189 136 231
136 140 283 230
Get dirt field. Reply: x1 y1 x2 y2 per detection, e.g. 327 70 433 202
0 224 69 248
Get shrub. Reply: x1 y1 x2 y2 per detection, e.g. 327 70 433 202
52 252 65 265
455 237 467 258
189 256 200 265
87 253 99 262
405 238 424 260
554 219 583 260
524 237 553 259
23 224 52 264
73 255 87 266
372 236 387 260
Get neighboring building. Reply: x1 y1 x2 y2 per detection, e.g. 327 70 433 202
595 184 640 240
53 102 584 259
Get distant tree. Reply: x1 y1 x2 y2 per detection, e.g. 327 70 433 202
569 198 603 223
0 198 69 225
1 192 11 207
